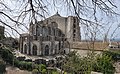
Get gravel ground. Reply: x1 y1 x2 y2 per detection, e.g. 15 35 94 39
6 66 32 74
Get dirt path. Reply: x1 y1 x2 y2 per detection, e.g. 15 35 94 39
6 66 32 74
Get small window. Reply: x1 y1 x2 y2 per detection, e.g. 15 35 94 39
73 24 76 28
73 33 75 37
73 29 76 33
74 18 76 23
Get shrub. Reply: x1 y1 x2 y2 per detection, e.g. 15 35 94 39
103 51 120 62
14 59 19 67
14 60 33 71
32 69 39 74
52 70 59 74
38 64 46 71
41 69 47 74
0 59 6 73
63 51 115 74
0 47 14 64
92 54 115 74
26 62 32 71
33 64 38 69
18 61 25 69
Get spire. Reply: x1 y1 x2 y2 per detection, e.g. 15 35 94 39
56 11 59 14
54 11 60 16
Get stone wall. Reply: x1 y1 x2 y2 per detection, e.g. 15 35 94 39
71 42 109 51
71 49 102 57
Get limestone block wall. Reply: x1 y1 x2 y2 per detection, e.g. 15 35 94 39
54 41 59 54
45 16 67 34
71 49 102 57
66 16 81 42
66 16 73 41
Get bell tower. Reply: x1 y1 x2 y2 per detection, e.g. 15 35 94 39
66 16 81 42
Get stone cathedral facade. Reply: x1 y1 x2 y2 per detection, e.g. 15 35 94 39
19 12 81 56
0 26 5 40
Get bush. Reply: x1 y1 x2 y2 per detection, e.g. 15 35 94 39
33 64 38 69
14 59 48 72
41 69 47 74
103 51 120 62
26 62 32 71
0 59 6 73
92 54 115 74
32 69 39 74
14 60 33 71
0 47 14 64
63 51 92 74
32 64 47 73
18 61 26 69
63 51 115 74
52 70 59 74
14 59 19 67
38 64 46 71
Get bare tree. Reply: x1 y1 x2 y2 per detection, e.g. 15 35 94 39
0 0 120 73
0 0 119 39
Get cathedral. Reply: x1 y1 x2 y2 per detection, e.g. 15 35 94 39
19 12 81 56
0 26 5 40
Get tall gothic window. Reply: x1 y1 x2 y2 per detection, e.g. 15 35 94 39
24 44 27 54
48 27 51 35
32 45 37 55
45 45 49 56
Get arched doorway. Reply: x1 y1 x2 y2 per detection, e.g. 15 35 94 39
45 45 49 56
32 45 37 55
29 47 31 55
24 44 27 54
64 50 66 54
